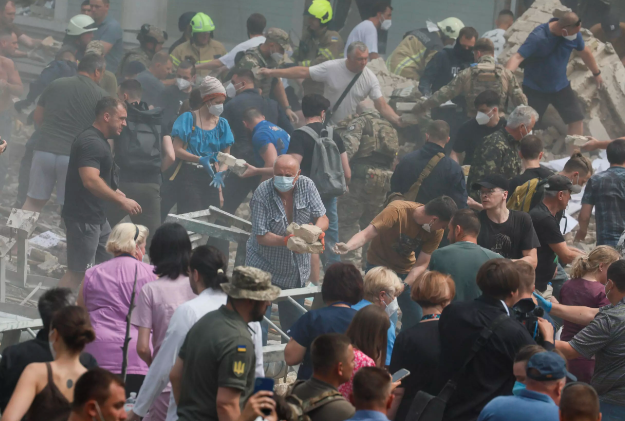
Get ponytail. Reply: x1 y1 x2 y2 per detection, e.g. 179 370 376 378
189 245 228 290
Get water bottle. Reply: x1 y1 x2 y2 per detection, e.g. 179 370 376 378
124 392 137 413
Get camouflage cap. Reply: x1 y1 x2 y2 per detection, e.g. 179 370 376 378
85 40 104 56
221 266 281 301
265 28 292 52
144 25 167 44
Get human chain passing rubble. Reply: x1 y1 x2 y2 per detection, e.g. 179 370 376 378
1 1 625 421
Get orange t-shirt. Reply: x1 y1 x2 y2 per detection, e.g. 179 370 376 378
367 201 443 274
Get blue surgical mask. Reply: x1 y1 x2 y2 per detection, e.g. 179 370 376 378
513 381 526 396
274 175 295 192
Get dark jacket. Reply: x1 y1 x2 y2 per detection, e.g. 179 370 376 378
223 88 294 162
0 329 98 411
419 45 474 106
390 141 468 209
16 60 78 111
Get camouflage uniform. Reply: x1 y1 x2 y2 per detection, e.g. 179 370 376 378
294 27 344 96
118 26 167 77
170 38 228 77
336 111 399 268
466 128 522 200
386 29 444 81
413 55 527 118
234 28 292 99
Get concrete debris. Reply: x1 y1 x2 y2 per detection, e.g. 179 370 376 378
217 152 248 176
287 236 324 254
499 0 625 140
230 159 248 176
367 58 420 101
565 135 590 147
286 222 322 244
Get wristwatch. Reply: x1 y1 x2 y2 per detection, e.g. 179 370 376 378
593 70 602 77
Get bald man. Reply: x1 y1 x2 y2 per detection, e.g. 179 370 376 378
506 12 602 136
246 154 328 345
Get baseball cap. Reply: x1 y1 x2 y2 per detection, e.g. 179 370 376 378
265 28 292 52
545 174 573 192
471 174 509 192
526 352 577 382
601 14 622 40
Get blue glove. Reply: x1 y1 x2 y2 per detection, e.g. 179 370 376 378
533 291 552 313
198 156 215 178
210 171 227 189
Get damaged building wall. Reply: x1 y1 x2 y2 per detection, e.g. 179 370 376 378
499 0 625 146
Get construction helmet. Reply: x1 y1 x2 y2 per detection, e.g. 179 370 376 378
437 17 465 40
191 12 215 34
66 14 97 36
307 0 333 25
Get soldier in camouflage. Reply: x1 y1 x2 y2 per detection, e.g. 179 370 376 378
118 25 167 78
294 0 344 96
336 110 399 268
412 38 527 118
234 28 299 123
467 105 539 201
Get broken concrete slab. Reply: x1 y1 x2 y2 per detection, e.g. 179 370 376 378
565 135 590 147
286 236 324 254
217 152 237 167
286 222 322 244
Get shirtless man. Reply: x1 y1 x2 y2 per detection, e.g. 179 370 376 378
0 0 44 59
0 27 23 191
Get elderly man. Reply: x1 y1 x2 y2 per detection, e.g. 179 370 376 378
258 41 403 126
246 154 328 344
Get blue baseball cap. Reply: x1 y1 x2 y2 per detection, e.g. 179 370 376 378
526 352 577 382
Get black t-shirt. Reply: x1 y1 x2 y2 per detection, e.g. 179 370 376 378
453 118 506 165
389 321 442 421
530 202 565 291
62 126 115 224
157 85 189 130
508 166 554 195
477 210 540 259
286 122 345 177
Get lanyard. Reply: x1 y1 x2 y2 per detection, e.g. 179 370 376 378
421 314 441 321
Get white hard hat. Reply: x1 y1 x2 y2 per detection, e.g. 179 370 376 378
66 14 97 36
437 17 465 40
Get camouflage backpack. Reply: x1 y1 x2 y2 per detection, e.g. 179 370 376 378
282 381 347 421
466 60 504 112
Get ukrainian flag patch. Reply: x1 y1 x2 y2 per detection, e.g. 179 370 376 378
237 345 247 353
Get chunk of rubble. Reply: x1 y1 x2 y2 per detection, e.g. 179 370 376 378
287 236 324 254
230 159 248 176
217 152 237 167
286 222 322 243
565 135 590 147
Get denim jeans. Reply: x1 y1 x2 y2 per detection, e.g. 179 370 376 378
321 196 341 269
600 401 625 421
262 297 306 345
366 263 422 331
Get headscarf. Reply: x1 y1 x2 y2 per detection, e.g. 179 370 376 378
199 76 226 103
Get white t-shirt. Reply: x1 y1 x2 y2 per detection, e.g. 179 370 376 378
345 20 378 57
482 28 506 61
219 36 266 69
309 58 383 124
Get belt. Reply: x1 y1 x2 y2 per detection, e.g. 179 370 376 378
184 161 204 168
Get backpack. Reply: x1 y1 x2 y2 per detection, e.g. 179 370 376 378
115 104 163 174
384 152 445 207
298 125 346 198
284 381 347 421
507 178 549 212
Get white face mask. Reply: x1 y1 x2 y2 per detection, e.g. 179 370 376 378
381 18 392 31
571 174 583 194
385 297 399 317
422 220 433 233
176 78 191 91
476 111 491 125
48 331 56 360
271 51 284 62
562 29 578 41
604 280 612 298
208 103 223 117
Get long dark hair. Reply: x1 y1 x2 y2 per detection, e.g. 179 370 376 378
345 305 389 367
149 223 192 279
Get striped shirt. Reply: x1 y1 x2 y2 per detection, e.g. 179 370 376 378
581 167 625 246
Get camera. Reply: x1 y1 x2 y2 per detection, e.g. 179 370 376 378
513 298 546 345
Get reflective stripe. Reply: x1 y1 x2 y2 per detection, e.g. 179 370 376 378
394 51 426 75
301 60 311 67
318 48 334 60
170 55 181 66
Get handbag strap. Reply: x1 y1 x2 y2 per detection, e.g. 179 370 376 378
324 71 362 127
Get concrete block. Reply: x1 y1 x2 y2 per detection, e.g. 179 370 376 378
230 159 248 176
217 152 237 167
286 222 323 243
566 135 590 147
287 237 324 254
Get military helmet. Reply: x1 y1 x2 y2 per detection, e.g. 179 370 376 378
138 24 168 44
307 0 333 24
66 14 97 36
191 12 215 34
437 17 465 40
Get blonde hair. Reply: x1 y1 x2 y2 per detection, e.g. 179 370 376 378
106 223 149 255
571 246 619 279
363 266 403 301
411 271 456 307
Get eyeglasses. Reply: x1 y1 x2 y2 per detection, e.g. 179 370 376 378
480 189 503 197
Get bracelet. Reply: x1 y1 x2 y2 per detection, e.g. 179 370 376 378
285 105 292 110
593 70 601 77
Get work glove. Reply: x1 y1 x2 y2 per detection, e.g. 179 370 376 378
283 234 294 247
319 232 325 251
533 291 552 313
198 155 215 178
210 171 227 189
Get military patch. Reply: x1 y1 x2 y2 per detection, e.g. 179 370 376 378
331 36 338 42
237 345 247 353
233 360 246 377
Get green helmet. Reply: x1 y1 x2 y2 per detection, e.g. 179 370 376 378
191 12 215 34
308 0 333 24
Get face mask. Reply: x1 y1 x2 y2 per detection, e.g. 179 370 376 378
381 18 392 31
562 29 577 41
208 103 223 117
225 82 236 98
176 78 191 91
385 298 399 317
274 175 295 192
422 221 432 233
520 124 529 139
454 42 474 61
48 331 56 360
94 401 106 421
605 280 612 298
570 174 583 194
475 111 491 125
271 52 284 63
512 381 526 396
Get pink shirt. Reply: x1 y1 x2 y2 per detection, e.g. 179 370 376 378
83 256 156 375
339 348 376 399
131 275 195 357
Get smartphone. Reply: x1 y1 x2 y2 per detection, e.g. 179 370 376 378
392 368 410 383
253 377 275 416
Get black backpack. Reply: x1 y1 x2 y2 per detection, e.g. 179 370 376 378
115 103 162 173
